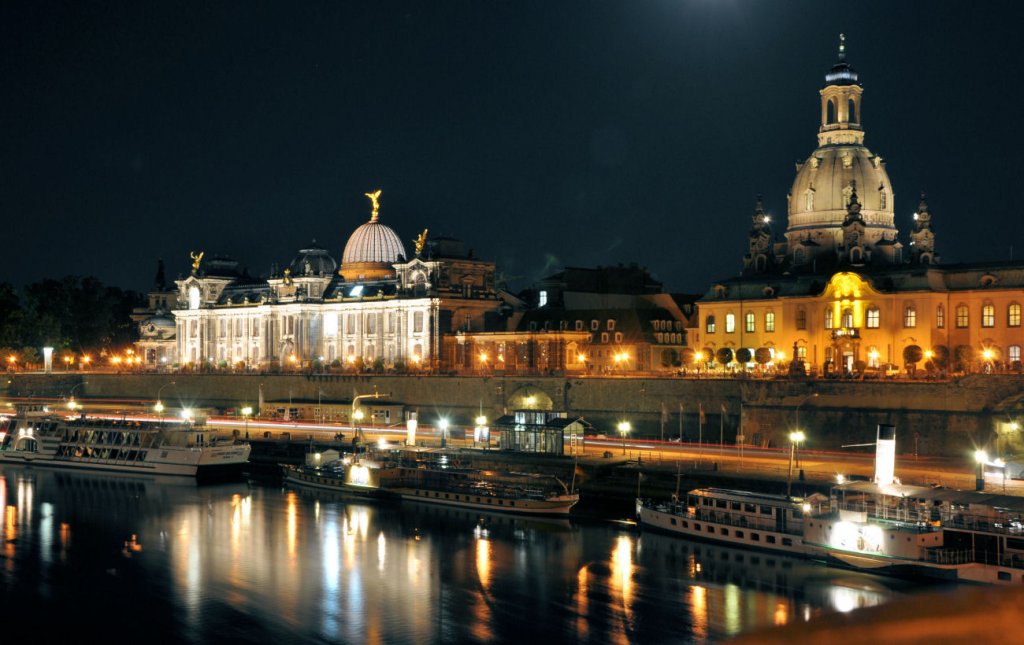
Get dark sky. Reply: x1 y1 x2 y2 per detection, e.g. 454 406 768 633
3 1 1022 295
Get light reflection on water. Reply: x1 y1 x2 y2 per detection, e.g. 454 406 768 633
0 465 936 643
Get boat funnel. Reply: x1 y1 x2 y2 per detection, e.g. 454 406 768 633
874 424 896 486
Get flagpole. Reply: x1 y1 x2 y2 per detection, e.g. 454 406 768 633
678 403 683 442
698 402 703 463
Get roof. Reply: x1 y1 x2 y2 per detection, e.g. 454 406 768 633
837 481 1024 511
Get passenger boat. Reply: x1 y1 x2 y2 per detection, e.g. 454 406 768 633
382 466 579 516
281 449 397 499
636 487 819 556
0 404 250 478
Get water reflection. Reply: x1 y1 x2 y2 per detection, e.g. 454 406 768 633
0 464 940 643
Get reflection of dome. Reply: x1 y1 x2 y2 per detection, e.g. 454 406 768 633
289 242 337 276
340 216 406 281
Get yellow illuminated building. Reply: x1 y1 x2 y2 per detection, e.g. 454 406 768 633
698 37 1024 377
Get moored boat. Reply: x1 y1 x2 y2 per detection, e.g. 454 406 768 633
0 404 250 478
282 449 398 499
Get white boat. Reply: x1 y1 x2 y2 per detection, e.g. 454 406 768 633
636 487 819 556
382 466 579 516
282 449 398 499
0 404 250 478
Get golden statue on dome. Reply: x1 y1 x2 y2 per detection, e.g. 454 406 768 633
414 228 429 256
190 251 204 274
365 189 382 222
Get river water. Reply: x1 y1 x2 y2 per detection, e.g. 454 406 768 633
0 464 937 643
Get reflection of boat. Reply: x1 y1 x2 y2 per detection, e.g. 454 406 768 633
636 488 820 556
0 404 250 477
383 466 579 516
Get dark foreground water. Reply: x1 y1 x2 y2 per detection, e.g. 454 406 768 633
0 464 934 643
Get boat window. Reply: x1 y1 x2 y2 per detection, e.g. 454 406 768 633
999 571 1012 581
694 524 701 531
716 499 727 509
751 533 760 541
745 503 756 513
760 505 773 515
731 502 741 510
735 531 744 538
766 535 776 544
721 528 729 536
782 538 793 547
792 510 803 519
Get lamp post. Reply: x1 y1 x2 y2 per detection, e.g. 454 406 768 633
241 406 253 439
618 420 631 455
475 415 488 450
794 393 818 467
155 381 176 420
787 430 806 497
66 381 88 411
439 417 449 448
975 449 988 491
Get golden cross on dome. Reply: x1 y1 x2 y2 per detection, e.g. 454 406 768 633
365 189 382 222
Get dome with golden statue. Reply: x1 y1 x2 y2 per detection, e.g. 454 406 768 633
339 190 407 282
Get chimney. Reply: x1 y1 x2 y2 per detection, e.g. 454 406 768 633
874 424 896 486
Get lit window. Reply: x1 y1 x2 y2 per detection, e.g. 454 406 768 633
725 313 736 333
824 309 834 329
982 304 995 328
796 346 807 360
765 311 775 332
1010 345 1021 364
706 316 716 333
936 305 945 329
866 307 880 328
1010 304 1022 328
796 308 807 330
904 306 917 328
538 290 548 307
956 305 969 328
841 308 853 329
745 312 755 333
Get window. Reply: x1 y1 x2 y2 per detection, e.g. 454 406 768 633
1010 345 1021 364
706 315 716 333
765 311 775 332
601 332 609 343
575 320 584 331
982 304 995 328
824 308 834 329
841 308 854 329
591 320 599 331
538 290 548 307
796 308 807 330
614 332 622 343
936 304 944 329
607 319 616 330
414 311 425 332
904 306 917 328
745 312 755 333
956 305 969 328
1010 304 1022 328
796 346 807 360
725 313 736 333
866 307 880 328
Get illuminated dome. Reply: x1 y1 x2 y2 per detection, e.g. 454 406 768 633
339 193 406 281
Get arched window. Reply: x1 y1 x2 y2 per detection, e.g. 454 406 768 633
824 308 834 329
745 311 755 333
903 306 917 328
1010 345 1022 365
841 308 854 329
1009 303 1021 328
866 307 880 329
936 304 945 329
847 98 857 123
850 248 863 263
765 311 776 332
796 307 807 330
805 189 814 211
826 98 836 124
956 304 969 328
705 315 716 333
982 304 995 328
879 186 887 210
725 313 736 333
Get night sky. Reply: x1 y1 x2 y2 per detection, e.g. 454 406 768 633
3 1 1023 295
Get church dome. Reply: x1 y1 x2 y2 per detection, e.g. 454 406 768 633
339 191 406 281
788 144 894 232
289 242 337 277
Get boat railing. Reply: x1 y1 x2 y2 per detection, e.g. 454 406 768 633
692 508 802 536
923 548 975 566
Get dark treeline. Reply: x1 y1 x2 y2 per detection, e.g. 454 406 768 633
0 277 141 365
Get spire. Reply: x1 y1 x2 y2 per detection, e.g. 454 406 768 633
752 194 770 227
843 180 864 224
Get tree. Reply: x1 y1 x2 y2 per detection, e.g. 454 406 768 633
932 345 950 369
754 347 772 366
954 345 974 372
716 347 734 366
903 345 923 371
736 348 752 364
680 347 695 365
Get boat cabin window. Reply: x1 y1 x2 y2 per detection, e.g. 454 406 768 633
782 538 793 547
716 500 727 509
745 503 756 513
735 531 744 538
760 505 773 515
731 502 741 510
791 509 803 519
751 533 760 541
766 535 776 544
721 528 729 536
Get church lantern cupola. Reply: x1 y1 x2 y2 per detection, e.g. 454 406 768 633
819 33 864 147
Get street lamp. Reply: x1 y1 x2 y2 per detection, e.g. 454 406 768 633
155 381 176 419
618 420 631 455
475 415 488 449
241 406 253 439
67 381 88 411
975 449 988 491
439 417 449 448
794 393 818 463
787 430 806 497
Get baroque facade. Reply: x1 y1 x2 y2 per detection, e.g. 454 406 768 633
699 37 1024 376
168 194 502 370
